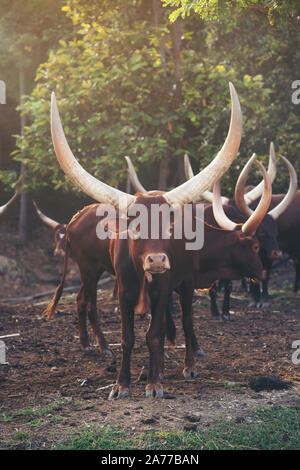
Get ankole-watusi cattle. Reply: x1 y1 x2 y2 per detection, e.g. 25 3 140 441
46 81 241 356
46 82 278 399
235 156 298 306
0 192 18 216
184 148 297 317
33 201 67 257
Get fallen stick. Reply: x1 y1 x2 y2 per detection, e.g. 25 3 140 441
0 333 20 340
0 276 113 305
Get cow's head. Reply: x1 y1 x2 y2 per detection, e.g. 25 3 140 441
212 157 271 281
234 153 297 262
33 201 67 256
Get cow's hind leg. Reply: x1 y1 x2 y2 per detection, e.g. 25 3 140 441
77 268 112 356
293 258 300 293
77 284 91 353
109 287 134 399
222 281 232 321
86 275 113 356
209 282 221 319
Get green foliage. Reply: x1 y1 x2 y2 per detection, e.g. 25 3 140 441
8 0 300 196
162 1 300 27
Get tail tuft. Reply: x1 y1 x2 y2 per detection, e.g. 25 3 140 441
43 241 70 320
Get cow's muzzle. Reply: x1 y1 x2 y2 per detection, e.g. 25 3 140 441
143 253 171 274
270 250 283 260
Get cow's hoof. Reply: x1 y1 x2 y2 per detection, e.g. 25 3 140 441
102 348 114 358
195 349 206 358
145 384 164 398
82 346 98 355
222 314 232 322
183 368 198 379
248 302 260 309
108 384 129 400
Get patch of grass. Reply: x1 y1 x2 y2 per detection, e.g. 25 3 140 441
53 406 300 450
2 395 74 424
54 425 133 450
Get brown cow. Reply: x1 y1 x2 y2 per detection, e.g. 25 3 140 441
47 83 276 399
234 157 298 305
33 201 67 257
184 148 297 313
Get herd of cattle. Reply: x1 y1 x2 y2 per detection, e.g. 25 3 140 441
1 82 299 398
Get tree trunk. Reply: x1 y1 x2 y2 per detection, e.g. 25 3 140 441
171 17 183 101
18 68 27 243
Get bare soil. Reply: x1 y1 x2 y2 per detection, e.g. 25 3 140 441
0 266 299 449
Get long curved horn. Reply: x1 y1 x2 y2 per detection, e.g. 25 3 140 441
0 192 18 216
268 155 297 220
184 154 230 204
213 160 272 236
163 82 242 208
234 154 257 217
125 156 147 193
236 154 297 220
33 201 60 229
241 161 272 236
212 180 238 231
51 93 136 211
244 142 276 205
184 154 195 180
191 142 276 205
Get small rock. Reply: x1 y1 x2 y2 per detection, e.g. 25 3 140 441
184 413 201 423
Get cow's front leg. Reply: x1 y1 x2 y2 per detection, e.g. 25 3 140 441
145 293 167 398
109 291 134 400
261 269 271 308
248 280 261 308
179 282 198 379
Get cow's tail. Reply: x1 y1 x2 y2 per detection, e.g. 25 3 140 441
43 241 71 320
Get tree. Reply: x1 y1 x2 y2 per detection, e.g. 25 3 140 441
11 0 300 200
0 0 72 240
161 0 300 32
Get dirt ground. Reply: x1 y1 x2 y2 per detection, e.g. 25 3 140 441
0 258 299 449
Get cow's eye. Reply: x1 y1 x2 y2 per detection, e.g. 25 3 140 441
253 243 259 253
